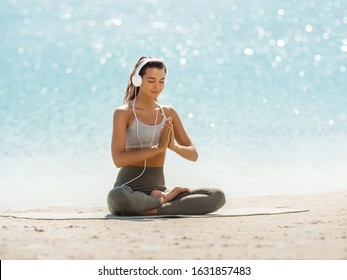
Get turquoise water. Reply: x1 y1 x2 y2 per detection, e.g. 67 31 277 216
1 0 346 209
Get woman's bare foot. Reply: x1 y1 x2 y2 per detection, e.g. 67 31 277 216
150 190 166 204
151 187 190 204
166 187 190 202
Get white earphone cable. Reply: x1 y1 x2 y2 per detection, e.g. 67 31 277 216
121 95 160 187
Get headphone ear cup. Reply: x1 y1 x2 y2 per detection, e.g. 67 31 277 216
131 74 142 87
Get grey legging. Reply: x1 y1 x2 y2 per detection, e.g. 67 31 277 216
107 166 226 215
107 185 226 215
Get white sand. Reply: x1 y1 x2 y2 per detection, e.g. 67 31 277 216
1 191 346 259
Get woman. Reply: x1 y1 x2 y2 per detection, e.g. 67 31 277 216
107 56 225 216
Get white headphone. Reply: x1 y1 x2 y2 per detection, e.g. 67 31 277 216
131 58 166 87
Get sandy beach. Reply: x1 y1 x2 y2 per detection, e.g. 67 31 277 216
0 191 346 260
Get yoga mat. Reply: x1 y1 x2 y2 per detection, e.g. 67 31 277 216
0 208 309 220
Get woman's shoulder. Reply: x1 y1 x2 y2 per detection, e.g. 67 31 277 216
113 103 132 120
160 104 176 114
115 103 129 111
160 104 180 118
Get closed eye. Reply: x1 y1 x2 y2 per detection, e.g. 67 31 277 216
147 79 165 83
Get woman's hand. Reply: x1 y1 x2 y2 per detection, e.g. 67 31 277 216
168 119 176 151
157 117 173 151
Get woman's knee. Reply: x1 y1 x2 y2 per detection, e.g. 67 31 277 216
210 188 226 211
193 187 226 206
198 187 226 213
181 187 226 214
107 186 133 214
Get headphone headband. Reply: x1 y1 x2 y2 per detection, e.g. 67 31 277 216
134 58 157 75
131 57 166 87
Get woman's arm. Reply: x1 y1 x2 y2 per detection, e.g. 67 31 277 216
111 107 172 168
166 107 198 162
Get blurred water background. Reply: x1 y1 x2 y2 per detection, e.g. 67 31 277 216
1 0 346 209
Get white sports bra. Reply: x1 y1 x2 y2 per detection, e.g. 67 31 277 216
126 101 167 149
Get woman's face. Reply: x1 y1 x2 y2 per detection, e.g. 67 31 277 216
140 67 166 99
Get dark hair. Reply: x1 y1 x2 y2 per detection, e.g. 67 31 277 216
123 56 167 104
